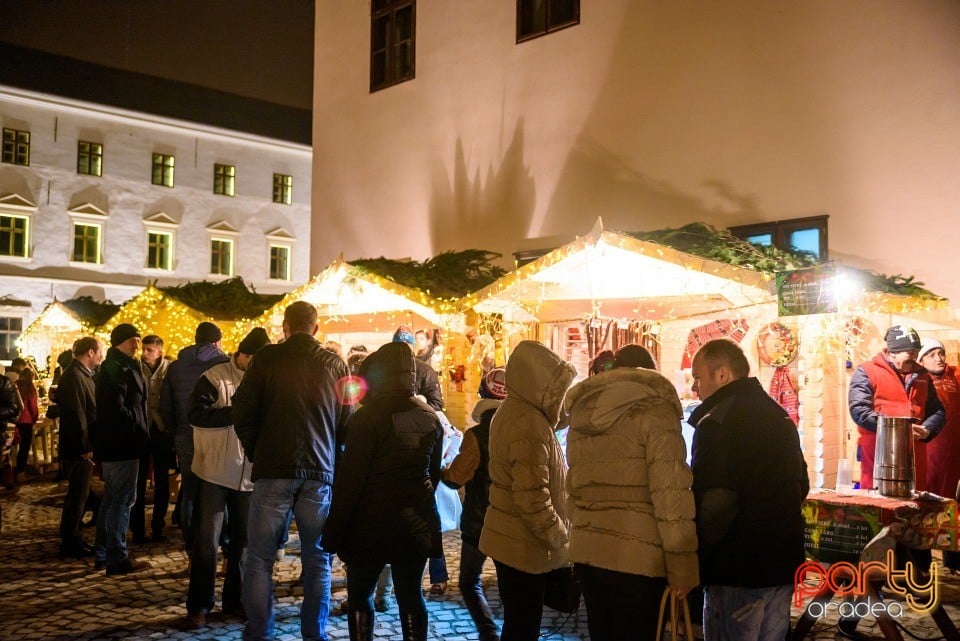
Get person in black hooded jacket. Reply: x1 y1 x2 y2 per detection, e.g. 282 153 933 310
323 341 443 641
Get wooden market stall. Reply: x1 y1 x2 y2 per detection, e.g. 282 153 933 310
459 218 954 491
17 301 88 372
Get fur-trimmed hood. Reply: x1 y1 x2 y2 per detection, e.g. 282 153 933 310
565 367 682 436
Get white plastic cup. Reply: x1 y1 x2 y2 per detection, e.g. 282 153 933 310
836 459 853 494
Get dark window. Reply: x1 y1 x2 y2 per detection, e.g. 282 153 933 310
152 153 175 187
0 215 28 257
0 317 22 360
370 0 415 92
269 245 291 280
210 238 233 276
78 141 103 176
517 0 579 42
214 164 236 196
729 215 829 260
273 173 293 204
2 128 30 166
146 231 172 270
72 223 101 263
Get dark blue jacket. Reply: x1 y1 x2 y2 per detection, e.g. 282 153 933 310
93 347 149 462
159 343 229 446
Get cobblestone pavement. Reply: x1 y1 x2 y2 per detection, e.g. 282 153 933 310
2 479 959 640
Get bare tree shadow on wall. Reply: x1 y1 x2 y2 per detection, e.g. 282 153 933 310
428 119 536 257
544 136 762 235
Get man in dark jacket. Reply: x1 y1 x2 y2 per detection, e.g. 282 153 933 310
234 301 352 641
324 342 443 641
689 339 808 641
93 323 150 576
440 367 505 641
57 336 102 557
0 366 22 427
848 325 944 489
159 321 229 552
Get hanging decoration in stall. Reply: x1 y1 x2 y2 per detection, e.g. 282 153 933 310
758 322 800 425
681 319 751 369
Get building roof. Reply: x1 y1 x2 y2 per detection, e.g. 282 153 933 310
0 42 311 145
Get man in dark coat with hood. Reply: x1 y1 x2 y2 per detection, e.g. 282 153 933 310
160 322 229 552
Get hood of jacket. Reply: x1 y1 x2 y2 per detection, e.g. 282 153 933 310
361 342 416 399
471 397 502 424
177 342 227 368
565 367 682 436
505 340 577 425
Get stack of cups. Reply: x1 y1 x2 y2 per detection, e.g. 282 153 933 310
836 458 853 495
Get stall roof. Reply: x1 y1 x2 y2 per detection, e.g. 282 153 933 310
247 257 457 339
101 286 216 355
462 219 777 323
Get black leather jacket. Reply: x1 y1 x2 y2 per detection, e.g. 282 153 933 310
234 332 352 483
93 347 149 462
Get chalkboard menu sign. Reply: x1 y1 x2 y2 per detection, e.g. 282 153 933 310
777 265 837 316
802 499 882 563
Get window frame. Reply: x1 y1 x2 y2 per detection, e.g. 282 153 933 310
729 215 829 260
209 237 235 277
516 0 580 43
151 153 175 188
77 140 103 176
145 230 174 271
273 173 293 205
0 214 31 260
0 315 24 360
370 0 416 93
268 243 292 281
1 128 30 166
213 163 236 197
70 222 103 265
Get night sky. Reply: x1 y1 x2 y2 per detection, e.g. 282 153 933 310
0 0 314 110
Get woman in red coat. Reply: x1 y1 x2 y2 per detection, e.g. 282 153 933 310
918 339 960 570
14 368 39 480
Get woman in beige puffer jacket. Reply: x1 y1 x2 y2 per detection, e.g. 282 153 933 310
479 340 577 641
564 351 699 641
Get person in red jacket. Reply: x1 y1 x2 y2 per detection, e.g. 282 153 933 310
917 338 960 570
14 368 38 483
848 325 945 489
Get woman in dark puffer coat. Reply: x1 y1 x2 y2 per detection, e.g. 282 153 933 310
323 342 444 641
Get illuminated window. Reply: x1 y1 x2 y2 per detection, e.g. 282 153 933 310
269 244 291 281
517 0 579 42
2 128 30 166
72 223 102 264
77 141 103 176
729 215 829 260
273 174 293 205
0 317 22 360
0 215 29 258
146 231 173 270
151 153 175 187
370 0 415 92
214 163 236 196
210 238 234 276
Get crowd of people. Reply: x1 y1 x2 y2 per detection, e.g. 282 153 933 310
7 306 958 641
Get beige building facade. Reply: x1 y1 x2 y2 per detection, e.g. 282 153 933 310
313 1 960 304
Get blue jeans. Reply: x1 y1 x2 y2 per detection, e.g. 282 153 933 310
94 460 139 567
703 584 793 641
428 554 449 584
243 479 332 641
346 556 427 621
187 480 250 614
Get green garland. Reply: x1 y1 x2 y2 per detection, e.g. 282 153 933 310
627 223 942 299
349 249 507 299
62 296 120 327
161 277 283 320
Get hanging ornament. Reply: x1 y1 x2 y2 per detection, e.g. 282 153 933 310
757 322 798 367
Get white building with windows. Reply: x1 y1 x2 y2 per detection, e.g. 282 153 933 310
0 48 311 358
312 0 960 305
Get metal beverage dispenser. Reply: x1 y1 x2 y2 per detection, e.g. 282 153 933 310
873 416 915 498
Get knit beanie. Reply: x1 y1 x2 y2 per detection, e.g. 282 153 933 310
884 325 921 353
479 367 507 399
392 325 415 347
110 323 141 347
195 321 223 344
238 327 271 355
917 338 944 362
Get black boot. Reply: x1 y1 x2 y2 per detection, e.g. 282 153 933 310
462 590 499 641
347 609 374 641
400 609 428 641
